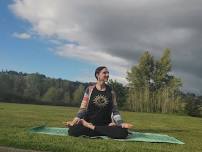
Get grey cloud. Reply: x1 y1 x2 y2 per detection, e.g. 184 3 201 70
77 1 202 93
10 0 202 94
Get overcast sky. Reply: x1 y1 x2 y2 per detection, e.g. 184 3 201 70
1 0 201 94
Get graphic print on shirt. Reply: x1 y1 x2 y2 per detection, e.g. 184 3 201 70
93 94 109 108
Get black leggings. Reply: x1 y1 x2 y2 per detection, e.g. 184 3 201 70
68 124 129 139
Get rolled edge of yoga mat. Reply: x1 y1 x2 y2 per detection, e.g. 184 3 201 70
28 123 48 132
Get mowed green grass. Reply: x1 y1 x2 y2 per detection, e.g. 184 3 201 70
0 102 202 152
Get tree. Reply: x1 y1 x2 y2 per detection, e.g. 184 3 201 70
72 84 85 106
126 51 155 112
126 49 182 113
0 73 13 95
42 87 57 102
184 94 202 117
108 79 127 108
127 51 155 89
13 75 26 96
64 91 71 105
24 74 41 99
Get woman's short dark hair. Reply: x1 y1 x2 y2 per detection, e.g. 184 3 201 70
95 66 107 80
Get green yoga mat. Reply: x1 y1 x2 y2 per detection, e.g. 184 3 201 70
28 125 184 144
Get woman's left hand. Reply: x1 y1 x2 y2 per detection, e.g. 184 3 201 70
63 121 73 127
121 123 133 129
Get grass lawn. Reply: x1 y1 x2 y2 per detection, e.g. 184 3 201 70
0 102 201 152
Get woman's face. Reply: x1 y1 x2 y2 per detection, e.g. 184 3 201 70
97 68 109 82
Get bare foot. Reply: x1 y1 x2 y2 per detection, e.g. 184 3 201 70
108 122 116 126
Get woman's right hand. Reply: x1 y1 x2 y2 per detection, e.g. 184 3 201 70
64 117 81 127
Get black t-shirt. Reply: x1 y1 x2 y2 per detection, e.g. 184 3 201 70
84 85 113 125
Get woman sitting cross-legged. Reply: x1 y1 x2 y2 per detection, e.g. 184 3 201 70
64 66 133 139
